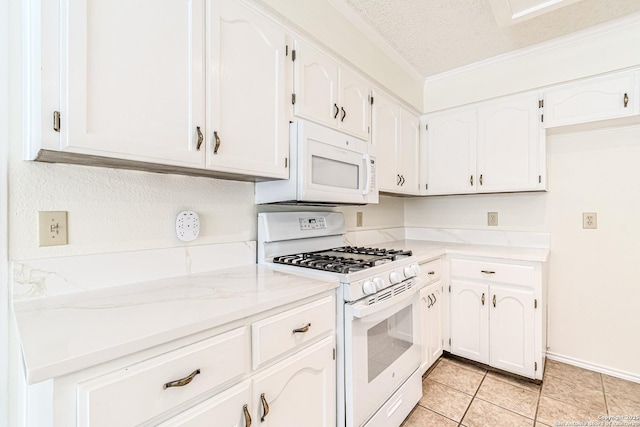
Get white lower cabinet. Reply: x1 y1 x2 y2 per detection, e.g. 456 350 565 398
449 257 545 380
27 293 336 427
418 258 444 373
252 336 335 427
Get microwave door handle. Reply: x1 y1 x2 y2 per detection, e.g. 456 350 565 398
362 153 372 195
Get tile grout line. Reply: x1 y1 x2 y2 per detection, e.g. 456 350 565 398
456 370 488 427
601 374 609 416
533 372 544 426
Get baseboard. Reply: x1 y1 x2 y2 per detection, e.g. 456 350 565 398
545 352 640 384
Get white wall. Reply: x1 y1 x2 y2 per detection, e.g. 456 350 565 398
406 124 640 376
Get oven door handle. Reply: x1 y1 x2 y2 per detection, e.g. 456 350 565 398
349 284 421 319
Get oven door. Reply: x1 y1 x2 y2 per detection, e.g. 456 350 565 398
344 283 421 427
297 121 378 204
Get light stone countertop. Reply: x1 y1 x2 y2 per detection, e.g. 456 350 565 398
13 264 338 385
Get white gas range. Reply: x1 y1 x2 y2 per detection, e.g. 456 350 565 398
258 212 425 427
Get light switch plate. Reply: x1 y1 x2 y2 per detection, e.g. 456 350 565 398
38 211 68 246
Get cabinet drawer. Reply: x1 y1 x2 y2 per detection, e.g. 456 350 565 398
252 295 334 370
450 258 534 287
77 327 249 427
420 258 442 284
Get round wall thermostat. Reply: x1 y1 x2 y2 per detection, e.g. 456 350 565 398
176 210 200 242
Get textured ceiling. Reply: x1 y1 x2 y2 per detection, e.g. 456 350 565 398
343 0 640 77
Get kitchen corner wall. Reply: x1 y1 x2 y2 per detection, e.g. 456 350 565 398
406 124 640 377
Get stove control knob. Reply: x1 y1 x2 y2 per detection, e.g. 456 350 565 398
389 271 402 284
362 280 377 295
412 264 421 276
403 266 416 278
373 277 385 291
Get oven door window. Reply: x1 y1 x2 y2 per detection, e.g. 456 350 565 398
367 305 413 382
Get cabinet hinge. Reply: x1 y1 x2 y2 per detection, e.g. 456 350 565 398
541 99 544 108
541 113 544 123
425 123 428 131
538 175 542 184
425 183 428 190
370 95 374 105
534 299 538 309
448 285 451 293
53 111 61 132
285 44 289 56
291 49 296 62
333 348 336 360
292 93 296 105
535 362 538 371
449 338 451 345
285 157 288 168
368 126 370 134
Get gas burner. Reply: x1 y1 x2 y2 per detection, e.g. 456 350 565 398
272 246 413 274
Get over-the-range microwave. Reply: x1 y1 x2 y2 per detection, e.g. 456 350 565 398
255 120 378 205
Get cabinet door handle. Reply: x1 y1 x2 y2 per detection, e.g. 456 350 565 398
293 323 311 334
432 293 437 306
334 103 339 119
397 174 401 185
163 369 201 389
400 175 405 186
341 106 346 122
427 294 433 308
470 175 474 186
481 293 485 306
260 393 270 422
427 271 435 275
196 126 203 151
481 270 495 274
213 131 221 154
624 93 629 108
493 294 497 308
243 404 252 427
479 174 483 186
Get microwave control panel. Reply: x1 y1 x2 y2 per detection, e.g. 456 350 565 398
299 217 327 230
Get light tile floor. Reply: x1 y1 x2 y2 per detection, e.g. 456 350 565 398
402 357 640 427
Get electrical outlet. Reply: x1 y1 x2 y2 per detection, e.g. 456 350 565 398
583 212 597 229
356 212 363 227
488 212 499 226
38 211 68 246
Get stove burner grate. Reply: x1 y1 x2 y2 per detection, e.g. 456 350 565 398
272 246 413 274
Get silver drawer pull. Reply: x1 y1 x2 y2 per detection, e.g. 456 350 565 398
293 323 311 334
163 369 201 389
481 270 496 274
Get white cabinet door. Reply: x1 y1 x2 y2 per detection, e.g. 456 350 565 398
489 285 535 378
450 280 489 364
293 41 339 129
543 71 640 128
252 336 335 427
338 68 371 140
62 0 205 168
372 91 400 192
207 0 289 179
477 94 543 193
423 110 477 195
398 108 421 195
157 380 251 427
419 282 443 373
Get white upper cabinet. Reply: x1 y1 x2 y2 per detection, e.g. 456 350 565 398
207 0 289 179
61 0 206 168
543 70 640 128
372 91 420 195
422 92 545 196
477 93 543 193
293 41 371 141
422 109 477 195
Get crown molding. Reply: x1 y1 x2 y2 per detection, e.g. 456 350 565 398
425 11 640 84
327 0 425 82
